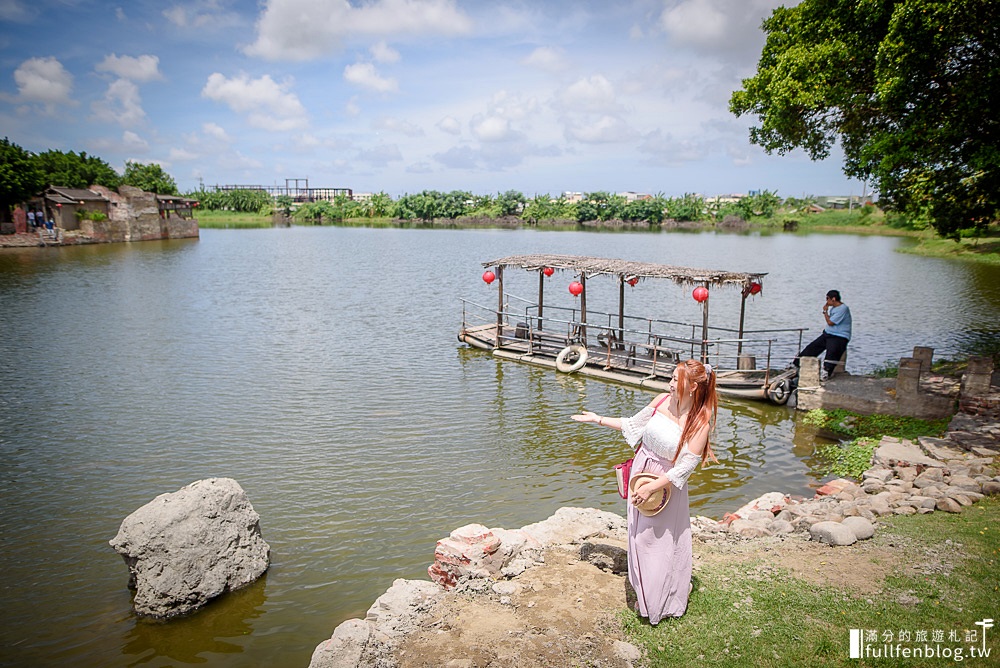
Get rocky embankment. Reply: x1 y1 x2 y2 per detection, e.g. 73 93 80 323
309 383 1000 668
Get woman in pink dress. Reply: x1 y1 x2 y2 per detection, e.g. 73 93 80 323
572 359 718 623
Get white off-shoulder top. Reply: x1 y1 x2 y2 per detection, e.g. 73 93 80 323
620 404 701 490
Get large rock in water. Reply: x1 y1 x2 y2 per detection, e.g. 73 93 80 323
109 478 270 618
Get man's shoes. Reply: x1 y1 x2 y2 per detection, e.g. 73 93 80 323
820 369 829 382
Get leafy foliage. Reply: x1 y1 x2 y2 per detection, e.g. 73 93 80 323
0 137 44 219
34 150 120 189
122 161 178 195
817 437 879 479
731 0 1000 240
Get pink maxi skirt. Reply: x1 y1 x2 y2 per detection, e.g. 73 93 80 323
627 444 692 623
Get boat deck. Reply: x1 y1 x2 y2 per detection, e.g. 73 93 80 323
459 322 796 400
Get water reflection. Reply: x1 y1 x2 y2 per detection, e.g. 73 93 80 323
121 578 267 666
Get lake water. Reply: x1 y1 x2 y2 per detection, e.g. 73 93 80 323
1 227 998 667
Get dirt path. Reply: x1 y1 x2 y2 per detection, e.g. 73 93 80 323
395 529 929 668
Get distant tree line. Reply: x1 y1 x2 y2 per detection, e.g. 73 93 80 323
388 189 784 225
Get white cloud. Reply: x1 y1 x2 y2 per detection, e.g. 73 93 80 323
373 117 423 136
201 72 308 130
202 122 230 141
522 47 568 73
436 116 461 135
637 128 704 164
659 0 786 56
169 147 199 161
555 75 620 115
1 0 33 22
122 130 149 151
343 62 398 93
470 115 512 143
345 97 361 116
370 40 400 63
163 1 242 29
246 0 473 61
354 143 403 167
12 57 75 110
487 91 538 122
565 115 636 144
96 54 163 82
91 79 146 127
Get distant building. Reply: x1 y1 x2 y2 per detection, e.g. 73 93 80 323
562 191 585 204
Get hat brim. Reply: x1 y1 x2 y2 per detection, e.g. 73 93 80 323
628 472 671 517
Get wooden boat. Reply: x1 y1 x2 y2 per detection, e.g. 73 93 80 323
458 254 806 404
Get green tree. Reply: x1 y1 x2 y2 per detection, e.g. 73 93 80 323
496 190 527 217
367 192 392 218
295 200 335 225
121 160 179 195
665 193 705 222
34 150 120 190
0 137 44 222
730 0 1000 240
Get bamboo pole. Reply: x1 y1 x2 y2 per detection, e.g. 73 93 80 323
700 282 709 363
618 276 625 346
494 265 504 349
537 269 545 331
579 273 588 342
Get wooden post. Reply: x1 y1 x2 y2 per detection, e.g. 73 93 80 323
494 265 504 348
537 269 545 331
618 276 625 347
579 274 588 343
700 282 709 363
737 290 747 357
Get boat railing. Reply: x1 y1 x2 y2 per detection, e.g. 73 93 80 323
461 295 807 377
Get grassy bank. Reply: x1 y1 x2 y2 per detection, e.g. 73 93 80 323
194 210 273 228
623 497 999 667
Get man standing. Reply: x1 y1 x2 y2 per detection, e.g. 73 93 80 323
793 290 852 380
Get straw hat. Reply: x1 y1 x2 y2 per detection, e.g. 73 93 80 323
628 472 671 517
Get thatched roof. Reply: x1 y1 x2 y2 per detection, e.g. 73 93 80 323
483 254 766 288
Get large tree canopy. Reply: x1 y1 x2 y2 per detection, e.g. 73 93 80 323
34 150 121 190
122 161 179 195
0 137 44 222
730 0 999 239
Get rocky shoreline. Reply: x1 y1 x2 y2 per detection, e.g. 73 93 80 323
307 377 1000 668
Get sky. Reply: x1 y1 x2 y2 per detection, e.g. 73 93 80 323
0 0 866 199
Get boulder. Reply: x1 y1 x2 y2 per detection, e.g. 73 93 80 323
308 619 371 668
841 516 875 540
936 498 963 513
109 478 270 618
809 521 857 546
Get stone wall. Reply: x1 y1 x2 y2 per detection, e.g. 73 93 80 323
82 185 199 243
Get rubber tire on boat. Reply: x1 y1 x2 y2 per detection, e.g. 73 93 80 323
767 378 792 405
555 344 588 373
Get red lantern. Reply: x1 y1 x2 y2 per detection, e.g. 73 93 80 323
482 270 496 285
542 267 554 277
568 281 583 296
627 277 639 287
749 282 762 295
692 286 709 302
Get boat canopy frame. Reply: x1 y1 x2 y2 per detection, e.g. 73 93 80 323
481 254 768 361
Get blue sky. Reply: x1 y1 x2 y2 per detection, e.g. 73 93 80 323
0 0 865 199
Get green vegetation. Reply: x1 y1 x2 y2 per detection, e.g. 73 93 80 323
622 498 1000 667
194 209 272 229
121 161 179 195
34 149 120 190
802 408 949 479
731 0 999 241
0 137 42 221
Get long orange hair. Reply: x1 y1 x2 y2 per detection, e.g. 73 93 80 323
673 359 719 465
